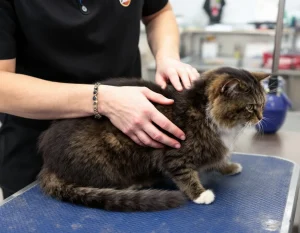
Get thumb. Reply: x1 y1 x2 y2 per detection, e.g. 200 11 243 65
142 88 174 105
155 73 167 89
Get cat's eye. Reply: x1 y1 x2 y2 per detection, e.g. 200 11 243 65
246 105 254 112
239 84 247 91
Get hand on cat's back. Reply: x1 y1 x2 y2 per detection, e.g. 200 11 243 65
155 57 200 91
98 85 186 149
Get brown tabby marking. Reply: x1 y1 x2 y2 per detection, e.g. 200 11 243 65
37 67 269 212
106 133 124 151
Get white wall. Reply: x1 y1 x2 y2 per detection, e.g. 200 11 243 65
169 0 208 27
285 0 300 15
169 0 300 26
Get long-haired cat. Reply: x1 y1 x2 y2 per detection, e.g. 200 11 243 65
37 67 269 212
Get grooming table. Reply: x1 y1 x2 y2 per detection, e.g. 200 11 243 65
0 153 299 233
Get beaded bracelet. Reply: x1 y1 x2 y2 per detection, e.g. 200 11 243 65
93 82 102 119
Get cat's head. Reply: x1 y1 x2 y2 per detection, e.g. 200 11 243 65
205 67 270 129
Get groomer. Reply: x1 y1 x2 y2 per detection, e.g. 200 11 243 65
0 0 199 198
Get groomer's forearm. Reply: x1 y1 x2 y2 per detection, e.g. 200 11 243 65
144 3 180 61
0 71 95 119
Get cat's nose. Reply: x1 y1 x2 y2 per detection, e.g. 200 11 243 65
256 112 263 121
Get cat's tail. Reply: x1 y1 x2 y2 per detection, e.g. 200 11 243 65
38 169 186 212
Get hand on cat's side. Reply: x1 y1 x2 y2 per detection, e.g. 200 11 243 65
155 57 200 91
98 85 186 149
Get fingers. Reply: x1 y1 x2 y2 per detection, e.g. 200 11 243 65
150 110 185 145
128 119 178 149
186 65 200 82
143 123 179 149
130 103 186 148
165 66 200 91
142 88 174 105
155 73 167 89
136 130 164 148
129 134 145 147
177 68 192 89
166 68 183 91
192 67 201 79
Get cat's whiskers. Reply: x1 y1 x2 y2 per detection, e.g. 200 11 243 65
262 116 275 128
256 118 268 138
256 121 263 137
254 118 266 140
261 116 276 123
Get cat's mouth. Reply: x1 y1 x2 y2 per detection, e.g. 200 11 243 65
241 119 262 130
251 118 263 126
241 121 256 128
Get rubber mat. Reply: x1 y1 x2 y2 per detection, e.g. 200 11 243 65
0 154 298 233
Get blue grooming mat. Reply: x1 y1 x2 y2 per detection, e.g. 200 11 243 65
0 153 299 233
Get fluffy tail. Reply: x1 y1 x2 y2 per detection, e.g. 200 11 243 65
38 169 186 212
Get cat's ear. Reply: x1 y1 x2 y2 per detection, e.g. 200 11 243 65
251 72 271 82
221 79 241 95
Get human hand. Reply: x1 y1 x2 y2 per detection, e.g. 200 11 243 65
98 85 186 149
155 57 200 91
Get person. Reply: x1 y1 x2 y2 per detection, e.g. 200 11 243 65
0 0 200 199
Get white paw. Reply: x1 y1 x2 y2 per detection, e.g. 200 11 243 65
193 190 215 204
232 163 243 175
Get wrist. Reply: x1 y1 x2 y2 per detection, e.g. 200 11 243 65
155 50 180 62
96 85 113 116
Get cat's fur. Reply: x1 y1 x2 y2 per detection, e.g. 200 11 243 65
37 67 269 212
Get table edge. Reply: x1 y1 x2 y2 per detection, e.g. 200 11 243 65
280 164 300 233
233 152 300 233
234 152 300 165
0 181 38 207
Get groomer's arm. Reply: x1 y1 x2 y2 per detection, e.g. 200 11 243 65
0 59 95 119
143 2 200 91
0 0 185 149
0 59 185 148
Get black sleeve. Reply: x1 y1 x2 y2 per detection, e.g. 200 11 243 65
142 0 169 17
0 0 17 59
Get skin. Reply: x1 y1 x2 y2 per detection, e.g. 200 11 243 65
143 3 200 91
0 2 199 149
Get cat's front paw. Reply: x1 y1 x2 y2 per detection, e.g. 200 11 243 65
193 190 215 204
220 162 243 176
232 163 243 174
227 163 243 175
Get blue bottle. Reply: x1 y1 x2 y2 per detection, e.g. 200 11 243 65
256 76 292 134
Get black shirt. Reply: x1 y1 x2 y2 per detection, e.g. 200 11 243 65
0 0 168 196
1 0 168 82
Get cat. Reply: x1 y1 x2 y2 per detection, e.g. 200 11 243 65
37 67 269 212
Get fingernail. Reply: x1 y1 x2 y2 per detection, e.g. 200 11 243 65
181 135 186 140
175 144 181 149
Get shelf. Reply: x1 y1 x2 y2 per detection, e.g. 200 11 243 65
181 28 295 37
147 57 300 77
